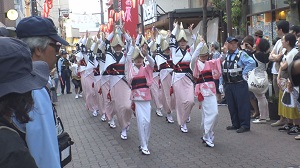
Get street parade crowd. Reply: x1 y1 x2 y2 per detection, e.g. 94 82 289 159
1 15 300 168
54 20 300 155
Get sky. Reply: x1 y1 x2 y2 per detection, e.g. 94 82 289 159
67 0 104 32
69 0 101 14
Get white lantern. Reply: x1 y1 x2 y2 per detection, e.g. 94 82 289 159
6 9 18 21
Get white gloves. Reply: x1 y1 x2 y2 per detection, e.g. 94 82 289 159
243 74 248 81
219 84 224 94
59 72 61 76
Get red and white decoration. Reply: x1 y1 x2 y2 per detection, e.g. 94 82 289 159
43 0 53 18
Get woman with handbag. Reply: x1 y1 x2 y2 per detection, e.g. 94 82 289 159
276 33 300 134
251 38 271 124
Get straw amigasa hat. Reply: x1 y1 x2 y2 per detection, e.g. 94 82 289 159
138 34 148 46
111 30 124 47
159 29 169 39
160 37 169 51
176 22 188 42
132 46 144 60
199 43 209 56
194 33 202 50
149 42 157 53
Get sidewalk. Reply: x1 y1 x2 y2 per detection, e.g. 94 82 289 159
55 93 300 168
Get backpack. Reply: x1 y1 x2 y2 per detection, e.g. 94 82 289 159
0 123 38 168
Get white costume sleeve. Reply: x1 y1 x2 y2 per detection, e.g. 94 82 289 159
190 42 204 70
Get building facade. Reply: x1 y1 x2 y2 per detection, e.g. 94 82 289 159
0 0 18 27
247 0 299 42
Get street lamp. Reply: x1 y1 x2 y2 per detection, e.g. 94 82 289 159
6 9 18 21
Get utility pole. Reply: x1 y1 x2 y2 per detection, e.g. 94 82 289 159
31 0 38 16
100 0 104 24
226 0 232 36
140 4 144 35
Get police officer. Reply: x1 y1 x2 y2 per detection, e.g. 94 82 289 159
219 37 256 133
58 51 72 94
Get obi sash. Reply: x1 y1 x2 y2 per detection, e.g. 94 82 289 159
109 63 125 75
131 76 149 90
195 71 214 84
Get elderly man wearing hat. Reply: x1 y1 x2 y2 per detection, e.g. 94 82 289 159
16 16 69 168
58 50 72 94
220 36 256 133
0 37 50 168
190 35 223 147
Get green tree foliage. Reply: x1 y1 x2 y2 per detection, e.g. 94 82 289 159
211 0 242 28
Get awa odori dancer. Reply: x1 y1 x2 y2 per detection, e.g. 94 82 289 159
155 29 175 122
103 25 133 140
169 22 195 133
127 39 155 155
140 29 163 117
190 36 223 147
76 32 99 117
91 33 107 121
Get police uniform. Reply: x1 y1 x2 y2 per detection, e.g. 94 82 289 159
58 52 71 94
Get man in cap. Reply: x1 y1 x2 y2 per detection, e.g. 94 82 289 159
58 50 72 94
220 37 255 133
16 16 69 168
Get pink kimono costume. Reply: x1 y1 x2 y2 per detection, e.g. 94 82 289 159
156 49 175 114
76 50 99 113
169 30 195 127
103 32 132 130
127 45 155 152
190 42 222 147
97 40 113 121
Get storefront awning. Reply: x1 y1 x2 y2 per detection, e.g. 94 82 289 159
145 7 218 30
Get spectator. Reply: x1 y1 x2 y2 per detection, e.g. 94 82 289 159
276 33 300 134
269 20 290 127
16 16 69 168
254 30 263 39
0 37 49 168
210 41 223 103
252 38 271 124
241 35 260 119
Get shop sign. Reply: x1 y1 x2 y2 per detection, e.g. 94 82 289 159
143 1 157 26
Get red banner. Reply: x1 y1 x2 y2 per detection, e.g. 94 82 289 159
122 0 139 37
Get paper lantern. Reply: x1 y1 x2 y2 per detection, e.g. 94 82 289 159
109 10 115 18
139 0 144 5
114 13 119 21
47 0 53 9
132 0 136 8
120 10 125 21
109 18 113 25
44 3 49 13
